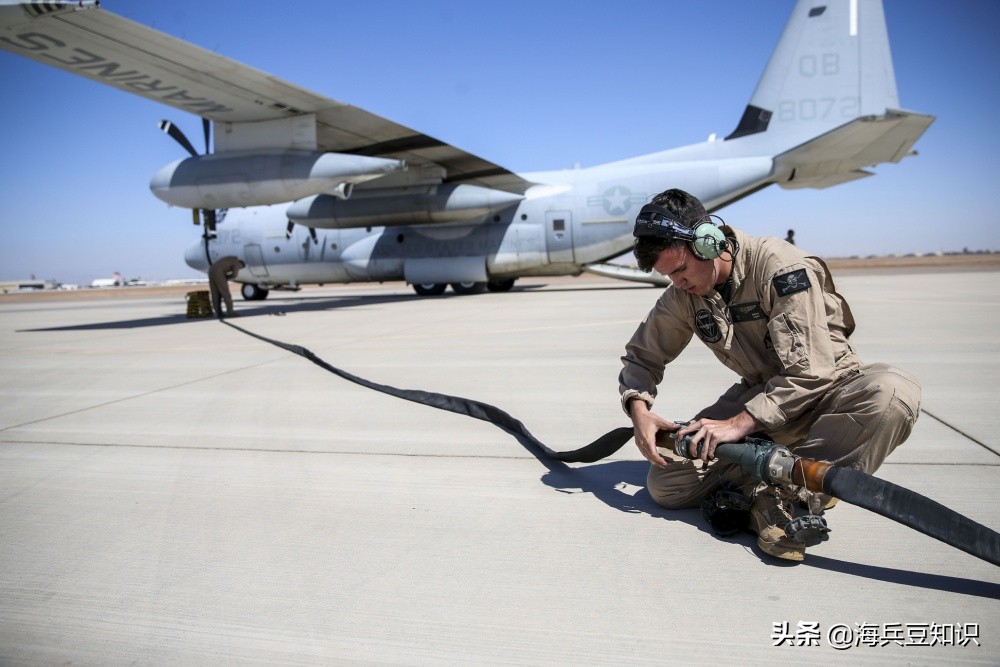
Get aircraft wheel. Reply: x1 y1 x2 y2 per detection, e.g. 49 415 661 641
450 281 487 295
241 283 269 301
413 283 446 296
486 278 515 293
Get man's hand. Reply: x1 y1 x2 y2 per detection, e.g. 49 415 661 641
676 411 763 462
629 400 680 468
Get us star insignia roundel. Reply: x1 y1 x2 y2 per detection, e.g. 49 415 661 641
694 309 722 342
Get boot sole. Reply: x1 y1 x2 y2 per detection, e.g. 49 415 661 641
757 537 805 562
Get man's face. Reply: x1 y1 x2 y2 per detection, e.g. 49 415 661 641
653 244 721 296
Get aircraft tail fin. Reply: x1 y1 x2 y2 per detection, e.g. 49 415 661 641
725 0 934 188
727 0 899 143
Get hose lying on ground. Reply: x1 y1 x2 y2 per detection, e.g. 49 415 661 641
223 320 1000 567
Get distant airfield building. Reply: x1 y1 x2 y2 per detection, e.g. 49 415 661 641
0 279 55 293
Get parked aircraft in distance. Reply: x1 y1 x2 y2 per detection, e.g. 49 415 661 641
0 0 932 299
89 272 123 289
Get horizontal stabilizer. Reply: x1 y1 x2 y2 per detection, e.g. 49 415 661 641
582 263 670 286
774 109 935 190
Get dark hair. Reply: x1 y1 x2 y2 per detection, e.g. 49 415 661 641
633 189 708 272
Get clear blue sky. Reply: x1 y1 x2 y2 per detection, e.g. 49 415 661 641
1 0 998 285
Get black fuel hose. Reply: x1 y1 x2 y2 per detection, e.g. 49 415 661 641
822 466 1000 567
224 320 1000 567
223 320 633 463
708 438 1000 567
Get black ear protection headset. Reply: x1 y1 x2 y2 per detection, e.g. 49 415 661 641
633 203 732 261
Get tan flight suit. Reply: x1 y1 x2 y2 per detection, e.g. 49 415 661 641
208 255 242 318
619 228 921 509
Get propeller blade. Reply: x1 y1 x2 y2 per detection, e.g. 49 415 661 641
202 117 211 154
158 119 198 157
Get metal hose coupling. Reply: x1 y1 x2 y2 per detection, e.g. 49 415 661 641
715 438 796 486
668 432 797 486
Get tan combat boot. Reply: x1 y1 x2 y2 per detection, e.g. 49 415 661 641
797 488 838 514
749 488 805 562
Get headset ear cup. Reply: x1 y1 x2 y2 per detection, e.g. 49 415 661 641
690 222 728 260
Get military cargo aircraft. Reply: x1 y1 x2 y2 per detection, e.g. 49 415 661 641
0 0 932 299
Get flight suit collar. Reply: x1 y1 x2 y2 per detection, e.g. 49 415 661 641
699 226 746 352
723 225 748 296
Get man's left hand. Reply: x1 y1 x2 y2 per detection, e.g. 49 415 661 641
676 411 763 462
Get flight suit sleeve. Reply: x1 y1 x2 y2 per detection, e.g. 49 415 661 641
742 262 840 429
224 256 242 278
619 292 694 414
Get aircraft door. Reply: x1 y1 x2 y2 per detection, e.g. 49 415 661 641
243 243 270 278
545 210 575 263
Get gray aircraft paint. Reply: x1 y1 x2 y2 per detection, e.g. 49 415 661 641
0 0 933 295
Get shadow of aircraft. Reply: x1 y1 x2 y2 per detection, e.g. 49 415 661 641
21 291 433 332
18 280 623 333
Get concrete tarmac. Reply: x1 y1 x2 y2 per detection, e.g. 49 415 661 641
1 269 998 665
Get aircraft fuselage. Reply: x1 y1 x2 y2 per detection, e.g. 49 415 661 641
185 148 775 293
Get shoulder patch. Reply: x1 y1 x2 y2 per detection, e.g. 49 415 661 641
773 269 811 297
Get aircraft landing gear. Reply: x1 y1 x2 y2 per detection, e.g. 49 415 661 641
487 278 515 293
412 281 503 296
412 283 447 296
450 282 486 295
241 283 269 301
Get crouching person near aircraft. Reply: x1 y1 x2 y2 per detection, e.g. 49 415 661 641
619 188 921 562
208 255 246 319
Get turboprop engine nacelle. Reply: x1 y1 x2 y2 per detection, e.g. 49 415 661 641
149 150 405 209
285 184 525 229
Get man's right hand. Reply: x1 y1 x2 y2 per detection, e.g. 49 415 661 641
629 400 681 468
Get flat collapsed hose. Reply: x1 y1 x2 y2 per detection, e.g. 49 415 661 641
223 321 634 463
223 320 1000 567
822 466 1000 567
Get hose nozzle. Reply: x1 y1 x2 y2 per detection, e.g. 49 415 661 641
657 430 796 486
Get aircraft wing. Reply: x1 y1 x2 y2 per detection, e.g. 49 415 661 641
773 109 935 189
0 1 530 195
